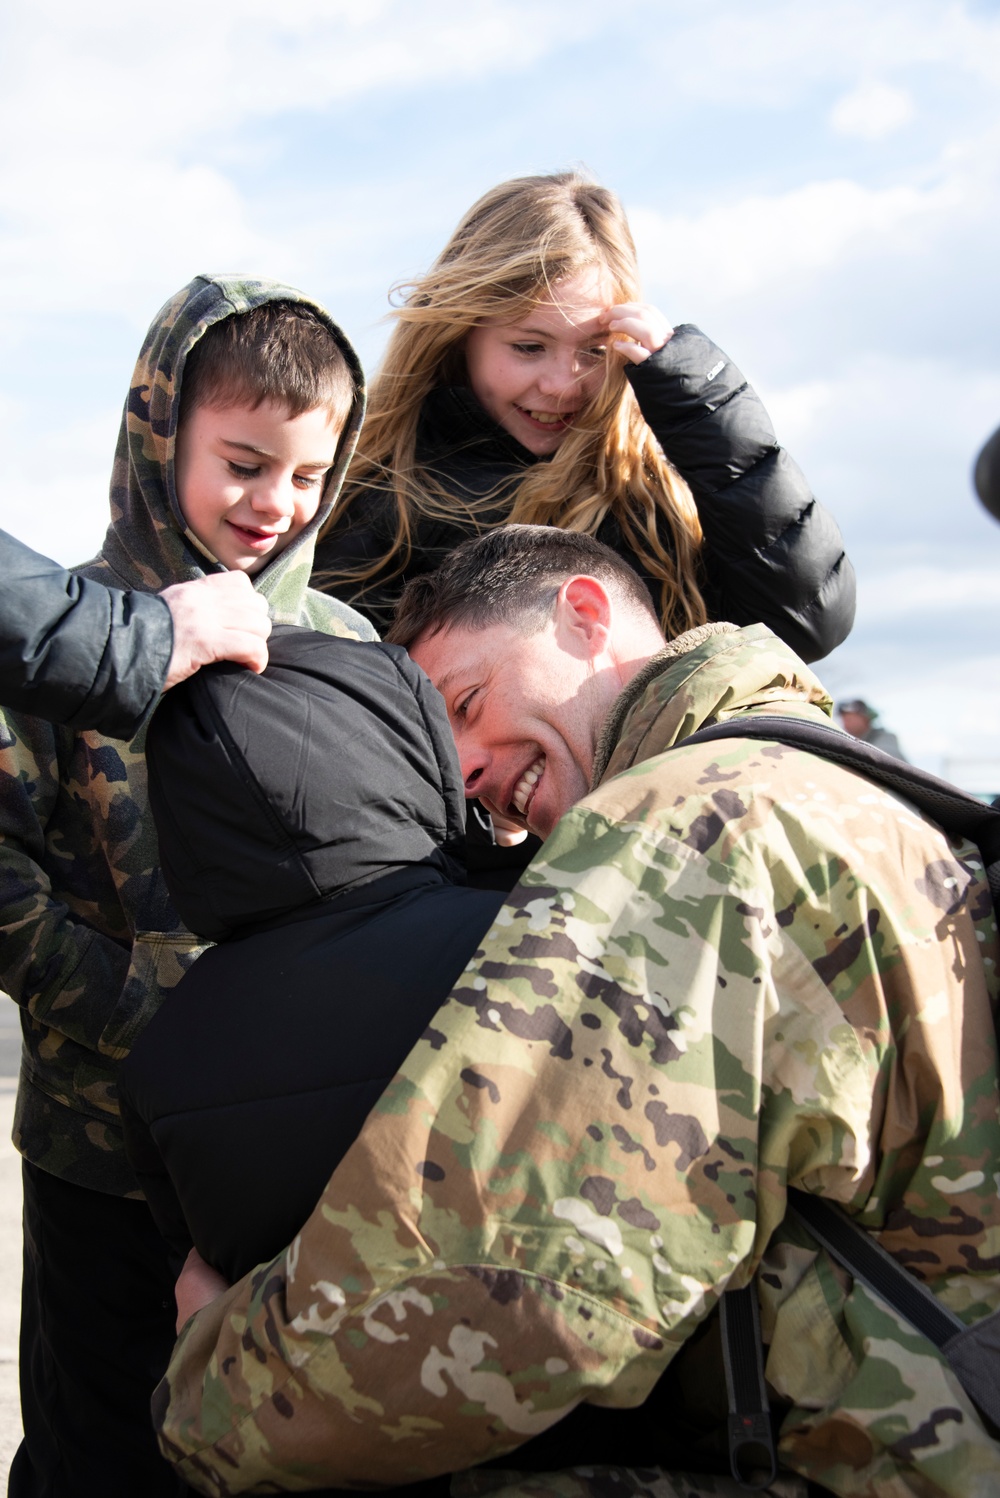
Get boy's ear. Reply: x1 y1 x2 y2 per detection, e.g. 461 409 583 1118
554 575 612 659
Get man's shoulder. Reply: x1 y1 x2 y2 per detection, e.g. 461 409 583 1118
580 733 952 889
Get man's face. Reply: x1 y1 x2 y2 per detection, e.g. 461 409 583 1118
839 708 871 739
175 400 342 574
410 617 604 839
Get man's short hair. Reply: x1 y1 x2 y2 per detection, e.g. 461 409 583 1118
386 525 659 646
179 301 355 427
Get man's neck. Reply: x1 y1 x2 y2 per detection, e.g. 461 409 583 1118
589 623 741 789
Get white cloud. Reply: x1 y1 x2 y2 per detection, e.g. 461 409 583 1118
830 82 914 140
0 0 614 323
758 356 1000 524
630 173 958 307
828 653 1000 787
0 402 118 567
635 0 1000 107
847 566 998 624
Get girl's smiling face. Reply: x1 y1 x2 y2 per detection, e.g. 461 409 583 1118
463 268 615 456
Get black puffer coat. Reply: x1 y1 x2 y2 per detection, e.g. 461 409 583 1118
119 626 503 1283
314 326 855 662
0 528 171 736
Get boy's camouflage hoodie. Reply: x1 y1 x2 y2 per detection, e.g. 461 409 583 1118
0 276 374 1196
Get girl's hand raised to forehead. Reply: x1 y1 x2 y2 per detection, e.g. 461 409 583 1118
604 303 674 364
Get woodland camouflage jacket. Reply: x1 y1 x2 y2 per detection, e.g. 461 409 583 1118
0 276 375 1196
156 623 1000 1497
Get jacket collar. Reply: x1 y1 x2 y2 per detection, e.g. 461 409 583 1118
418 386 541 470
591 622 834 789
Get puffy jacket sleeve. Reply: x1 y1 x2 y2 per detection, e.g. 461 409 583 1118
627 327 855 662
0 530 171 738
0 710 132 1047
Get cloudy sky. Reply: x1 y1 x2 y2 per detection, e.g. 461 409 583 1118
1 0 998 782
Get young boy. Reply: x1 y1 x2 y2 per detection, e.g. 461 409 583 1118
0 276 375 1497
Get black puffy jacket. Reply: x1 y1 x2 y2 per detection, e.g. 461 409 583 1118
0 529 171 736
118 627 503 1283
313 326 855 662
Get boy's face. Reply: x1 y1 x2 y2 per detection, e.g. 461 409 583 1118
175 399 343 575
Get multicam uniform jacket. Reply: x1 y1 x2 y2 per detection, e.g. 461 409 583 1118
156 623 1000 1497
0 275 375 1196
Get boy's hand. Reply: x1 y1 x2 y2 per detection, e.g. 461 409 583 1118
605 303 674 364
160 572 271 690
175 1246 229 1332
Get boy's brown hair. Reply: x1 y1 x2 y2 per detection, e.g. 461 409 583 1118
179 301 355 428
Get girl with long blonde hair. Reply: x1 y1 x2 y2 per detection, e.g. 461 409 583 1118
314 171 854 662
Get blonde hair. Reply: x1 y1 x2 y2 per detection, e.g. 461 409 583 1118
319 171 707 636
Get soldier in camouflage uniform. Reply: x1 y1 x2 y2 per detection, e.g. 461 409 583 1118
0 276 375 1496
156 527 999 1497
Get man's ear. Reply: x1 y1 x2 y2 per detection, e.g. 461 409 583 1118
554 575 612 660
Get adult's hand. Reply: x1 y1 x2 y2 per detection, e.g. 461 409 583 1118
175 1246 229 1333
605 302 674 364
160 572 271 690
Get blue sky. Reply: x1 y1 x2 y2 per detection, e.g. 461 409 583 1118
1 0 998 781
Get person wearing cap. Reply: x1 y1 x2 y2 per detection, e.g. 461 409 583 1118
837 697 907 760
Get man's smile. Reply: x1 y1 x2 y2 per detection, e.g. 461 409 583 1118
509 753 546 818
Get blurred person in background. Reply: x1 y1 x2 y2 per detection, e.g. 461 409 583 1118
837 697 907 761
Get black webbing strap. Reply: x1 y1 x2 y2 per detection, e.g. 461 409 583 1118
787 1189 965 1346
681 716 1000 907
788 1188 1000 1429
719 1285 778 1488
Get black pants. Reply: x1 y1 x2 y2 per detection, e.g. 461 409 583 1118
8 1161 191 1498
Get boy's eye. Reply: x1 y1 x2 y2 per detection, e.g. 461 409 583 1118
227 461 260 479
455 688 477 719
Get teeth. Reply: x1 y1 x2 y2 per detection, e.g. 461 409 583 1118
511 755 545 815
528 410 566 424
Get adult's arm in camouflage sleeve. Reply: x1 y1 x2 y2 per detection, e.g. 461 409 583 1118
0 529 171 739
154 804 805 1493
0 710 132 1047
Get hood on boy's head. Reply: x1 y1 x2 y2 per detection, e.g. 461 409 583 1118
99 275 366 616
145 626 467 942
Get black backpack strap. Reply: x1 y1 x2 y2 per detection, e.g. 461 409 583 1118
789 1189 1000 1431
719 1285 778 1488
681 716 1000 907
788 1189 965 1347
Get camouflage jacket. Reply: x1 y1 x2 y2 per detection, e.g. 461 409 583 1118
156 623 1000 1496
0 276 375 1196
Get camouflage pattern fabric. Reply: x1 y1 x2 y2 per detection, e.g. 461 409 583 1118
156 624 1000 1495
0 275 375 1195
452 1471 809 1498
